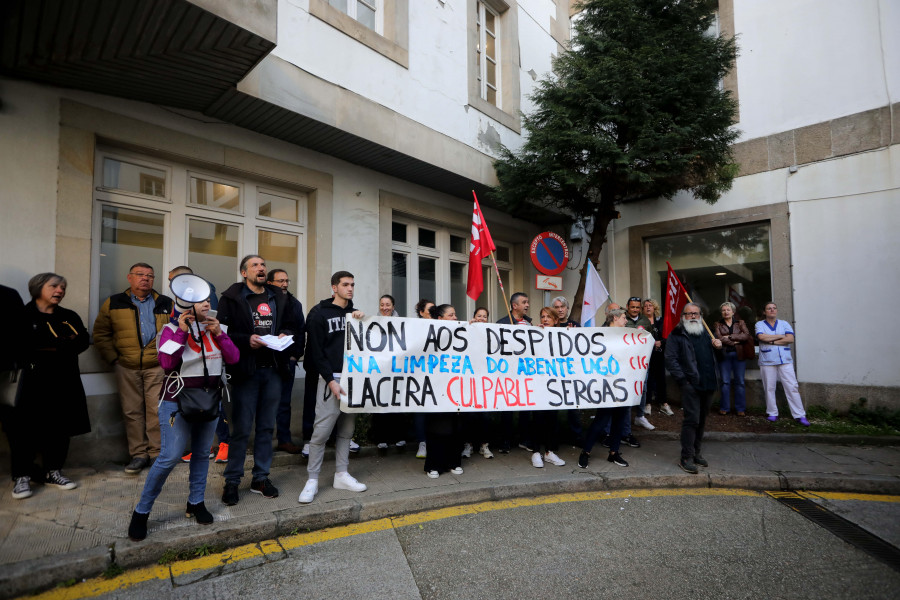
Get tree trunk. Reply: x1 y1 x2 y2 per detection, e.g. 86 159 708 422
570 200 619 323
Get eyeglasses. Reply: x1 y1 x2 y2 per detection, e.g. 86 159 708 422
129 272 155 280
628 297 641 302
683 311 701 317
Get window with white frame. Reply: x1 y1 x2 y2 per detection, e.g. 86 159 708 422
91 149 308 326
476 1 501 107
390 218 513 321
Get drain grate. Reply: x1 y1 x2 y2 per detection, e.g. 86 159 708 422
766 491 900 573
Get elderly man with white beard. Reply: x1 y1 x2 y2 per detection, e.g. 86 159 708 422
664 303 723 474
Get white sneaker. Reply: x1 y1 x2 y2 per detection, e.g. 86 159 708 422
301 443 310 458
426 470 439 479
461 442 473 458
298 479 318 503
377 442 389 449
479 443 494 459
416 442 427 459
395 440 407 447
544 451 566 466
635 415 656 430
349 440 360 453
645 404 652 415
660 404 675 416
333 472 367 492
531 452 544 468
450 467 464 475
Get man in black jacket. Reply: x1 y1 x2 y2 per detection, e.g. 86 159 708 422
664 303 722 474
266 269 305 454
217 255 298 505
298 271 367 503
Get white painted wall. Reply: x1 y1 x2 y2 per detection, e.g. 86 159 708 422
273 0 560 156
0 79 60 298
734 0 895 140
788 146 900 387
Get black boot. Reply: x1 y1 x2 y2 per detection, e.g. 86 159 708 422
186 501 214 525
128 511 149 541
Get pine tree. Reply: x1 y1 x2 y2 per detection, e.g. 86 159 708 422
493 0 739 318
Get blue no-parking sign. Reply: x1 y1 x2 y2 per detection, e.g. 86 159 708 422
530 232 569 276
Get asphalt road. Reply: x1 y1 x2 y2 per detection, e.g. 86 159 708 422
30 490 900 600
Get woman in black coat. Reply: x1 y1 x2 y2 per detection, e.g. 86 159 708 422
7 273 90 500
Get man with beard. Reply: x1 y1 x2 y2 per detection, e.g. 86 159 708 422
218 255 298 505
664 303 722 474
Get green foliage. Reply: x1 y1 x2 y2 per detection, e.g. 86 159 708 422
493 0 739 217
776 402 900 436
102 563 125 579
158 543 226 565
56 578 78 588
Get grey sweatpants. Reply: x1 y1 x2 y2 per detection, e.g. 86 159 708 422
306 375 355 479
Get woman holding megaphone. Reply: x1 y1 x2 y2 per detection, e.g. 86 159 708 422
128 277 239 541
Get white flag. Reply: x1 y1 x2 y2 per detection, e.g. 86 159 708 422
581 260 610 327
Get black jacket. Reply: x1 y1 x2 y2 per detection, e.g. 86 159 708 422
664 324 719 389
284 292 306 361
0 285 26 371
305 297 356 384
217 281 298 382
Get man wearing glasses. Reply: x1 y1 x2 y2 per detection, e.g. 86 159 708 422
664 303 722 474
266 269 306 454
94 263 174 474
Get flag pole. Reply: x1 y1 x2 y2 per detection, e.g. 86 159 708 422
683 290 716 340
490 249 514 324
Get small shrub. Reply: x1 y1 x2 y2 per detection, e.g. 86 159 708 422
102 563 125 579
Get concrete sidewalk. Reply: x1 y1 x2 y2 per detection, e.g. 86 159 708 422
1 432 899 598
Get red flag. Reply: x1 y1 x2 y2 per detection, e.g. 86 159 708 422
466 192 496 301
662 262 688 338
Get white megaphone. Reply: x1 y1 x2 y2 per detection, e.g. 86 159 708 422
169 273 212 310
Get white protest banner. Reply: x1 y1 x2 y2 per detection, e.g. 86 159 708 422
339 317 653 413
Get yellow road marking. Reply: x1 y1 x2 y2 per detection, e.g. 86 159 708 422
23 488 896 600
796 491 900 503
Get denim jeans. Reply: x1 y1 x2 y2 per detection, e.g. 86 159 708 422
224 367 281 485
136 400 217 513
718 352 747 413
276 360 297 445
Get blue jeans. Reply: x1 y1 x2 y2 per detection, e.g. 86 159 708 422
719 352 747 413
276 360 297 445
224 367 281 485
136 400 217 513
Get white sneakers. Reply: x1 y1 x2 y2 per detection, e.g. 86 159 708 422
544 451 566 466
426 470 439 479
377 442 389 449
298 479 318 503
635 415 655 430
479 443 494 459
333 472 367 492
299 472 366 503
461 443 473 458
660 404 675 416
301 443 310 458
531 452 544 468
416 442 427 458
349 440 360 453
450 467 464 475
